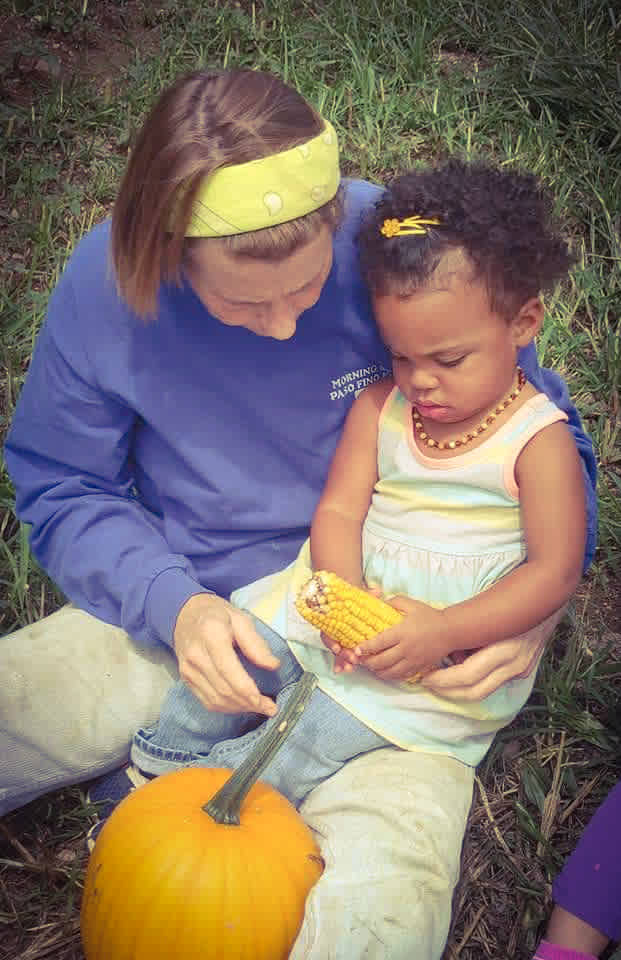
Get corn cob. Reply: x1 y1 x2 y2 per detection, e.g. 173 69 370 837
295 570 430 684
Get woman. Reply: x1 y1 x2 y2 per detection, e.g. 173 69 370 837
3 67 597 959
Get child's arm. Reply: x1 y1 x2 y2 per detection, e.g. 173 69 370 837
309 380 390 670
310 380 390 584
358 422 586 682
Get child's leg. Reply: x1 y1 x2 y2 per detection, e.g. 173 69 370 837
535 911 608 959
532 780 621 960
550 780 621 944
200 683 388 807
130 615 302 776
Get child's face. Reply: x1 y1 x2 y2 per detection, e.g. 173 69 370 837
373 253 541 432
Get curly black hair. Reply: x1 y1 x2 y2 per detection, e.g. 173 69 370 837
358 158 574 318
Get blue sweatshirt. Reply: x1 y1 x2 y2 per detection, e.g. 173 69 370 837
5 180 597 649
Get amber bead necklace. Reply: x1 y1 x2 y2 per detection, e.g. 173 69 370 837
412 367 526 451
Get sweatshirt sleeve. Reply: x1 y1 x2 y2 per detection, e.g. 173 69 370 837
518 341 598 571
4 276 207 649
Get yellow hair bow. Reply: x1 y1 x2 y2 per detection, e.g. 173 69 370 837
380 215 441 238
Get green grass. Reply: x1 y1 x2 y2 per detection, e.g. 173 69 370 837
1 1 620 958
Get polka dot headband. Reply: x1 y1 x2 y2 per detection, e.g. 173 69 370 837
183 120 340 237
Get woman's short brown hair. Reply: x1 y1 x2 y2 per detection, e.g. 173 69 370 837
111 68 343 317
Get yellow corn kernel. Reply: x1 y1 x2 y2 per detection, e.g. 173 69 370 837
295 571 403 647
295 570 429 683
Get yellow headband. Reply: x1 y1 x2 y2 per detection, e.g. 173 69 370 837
184 120 340 237
380 215 441 238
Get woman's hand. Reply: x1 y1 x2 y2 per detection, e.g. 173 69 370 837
173 593 280 715
356 595 451 682
420 610 563 701
358 598 563 697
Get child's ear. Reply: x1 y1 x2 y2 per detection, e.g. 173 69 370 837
511 297 543 347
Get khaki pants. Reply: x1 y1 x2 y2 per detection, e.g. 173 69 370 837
1 604 476 958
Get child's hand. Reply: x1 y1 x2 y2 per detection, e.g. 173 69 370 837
319 631 359 674
333 649 358 674
318 583 384 675
356 596 453 682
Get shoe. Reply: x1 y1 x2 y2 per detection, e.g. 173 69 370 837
86 764 153 852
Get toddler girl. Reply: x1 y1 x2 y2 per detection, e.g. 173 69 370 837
129 158 589 806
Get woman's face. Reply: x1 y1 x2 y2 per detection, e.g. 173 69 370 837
184 226 334 339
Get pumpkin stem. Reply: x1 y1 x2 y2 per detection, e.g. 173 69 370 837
204 671 318 825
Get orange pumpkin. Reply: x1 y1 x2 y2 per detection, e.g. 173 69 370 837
81 673 323 960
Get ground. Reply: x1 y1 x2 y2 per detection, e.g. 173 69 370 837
0 1 161 105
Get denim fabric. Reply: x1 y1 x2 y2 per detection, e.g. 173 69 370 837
131 616 388 807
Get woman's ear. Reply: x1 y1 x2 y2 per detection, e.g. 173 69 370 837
511 297 543 347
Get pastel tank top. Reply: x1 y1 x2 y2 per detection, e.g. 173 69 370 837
232 387 567 765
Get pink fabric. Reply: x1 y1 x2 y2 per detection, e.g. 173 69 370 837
533 940 598 960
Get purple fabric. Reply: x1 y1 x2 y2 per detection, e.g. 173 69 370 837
553 780 621 941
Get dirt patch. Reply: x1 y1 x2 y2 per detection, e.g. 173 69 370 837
0 1 162 107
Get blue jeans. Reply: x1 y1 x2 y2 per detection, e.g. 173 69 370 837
131 616 388 807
